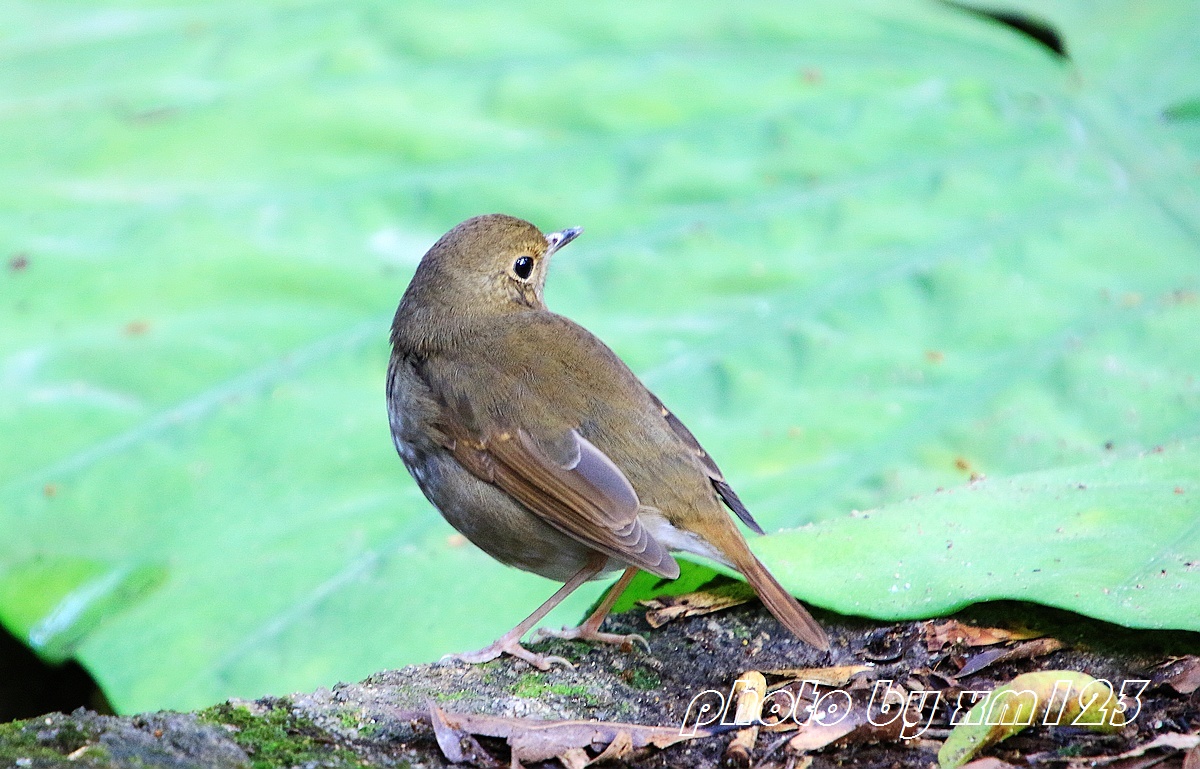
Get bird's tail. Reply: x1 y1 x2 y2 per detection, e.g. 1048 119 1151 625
724 532 830 651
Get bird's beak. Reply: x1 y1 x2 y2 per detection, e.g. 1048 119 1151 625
545 226 583 256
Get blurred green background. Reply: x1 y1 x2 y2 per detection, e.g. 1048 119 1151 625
2 0 1198 715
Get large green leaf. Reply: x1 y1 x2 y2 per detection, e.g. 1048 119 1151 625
757 442 1200 630
1 0 1197 712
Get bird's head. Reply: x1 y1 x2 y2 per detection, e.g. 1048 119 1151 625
392 214 582 349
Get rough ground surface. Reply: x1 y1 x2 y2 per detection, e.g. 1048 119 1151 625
2 602 1199 768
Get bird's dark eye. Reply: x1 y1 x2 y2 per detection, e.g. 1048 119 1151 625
512 256 534 280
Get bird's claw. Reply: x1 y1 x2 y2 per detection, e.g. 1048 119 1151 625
533 626 650 653
441 640 574 671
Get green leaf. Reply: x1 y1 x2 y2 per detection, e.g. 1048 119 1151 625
936 667 1123 763
755 441 1200 631
937 671 1123 768
1 0 1198 713
1164 98 1200 122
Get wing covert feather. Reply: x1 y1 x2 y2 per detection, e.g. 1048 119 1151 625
448 426 679 580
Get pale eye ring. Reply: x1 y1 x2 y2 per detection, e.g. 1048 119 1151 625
512 255 534 280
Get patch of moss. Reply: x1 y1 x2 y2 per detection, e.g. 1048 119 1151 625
335 709 360 731
333 708 384 738
0 720 66 764
512 673 594 701
729 622 752 641
198 702 358 769
512 672 546 697
0 718 111 767
550 684 594 700
621 666 662 691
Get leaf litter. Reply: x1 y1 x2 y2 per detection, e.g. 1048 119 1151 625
283 601 1200 768
6 601 1198 768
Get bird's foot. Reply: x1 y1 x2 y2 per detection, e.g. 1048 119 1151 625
441 638 574 671
532 625 650 653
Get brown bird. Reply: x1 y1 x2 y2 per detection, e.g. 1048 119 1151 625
387 213 828 669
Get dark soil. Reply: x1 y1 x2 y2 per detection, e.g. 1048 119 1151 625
2 601 1198 768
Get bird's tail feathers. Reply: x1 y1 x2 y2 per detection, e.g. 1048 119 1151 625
725 535 830 651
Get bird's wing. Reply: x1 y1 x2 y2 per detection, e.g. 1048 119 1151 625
443 422 680 581
646 392 765 535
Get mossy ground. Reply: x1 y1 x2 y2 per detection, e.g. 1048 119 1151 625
197 701 360 769
2 604 1199 768
0 709 247 768
512 672 594 702
0 716 108 767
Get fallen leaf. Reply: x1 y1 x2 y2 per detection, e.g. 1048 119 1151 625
427 702 711 766
726 671 766 766
787 717 858 753
1085 732 1200 765
938 671 1124 768
926 620 1043 651
764 665 873 686
1153 656 1200 695
558 747 590 769
428 703 499 767
956 638 1066 677
588 730 633 765
639 583 755 628
785 683 910 754
1099 756 1175 769
961 759 1019 769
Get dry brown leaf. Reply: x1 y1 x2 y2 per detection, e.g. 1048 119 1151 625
764 665 873 686
1085 733 1200 765
428 702 710 766
1153 656 1200 695
639 583 755 628
1099 756 1177 769
556 748 590 767
588 730 633 765
961 758 1020 769
557 747 590 769
787 718 858 753
956 638 1066 677
926 620 1043 651
428 704 501 767
784 683 910 754
726 671 767 766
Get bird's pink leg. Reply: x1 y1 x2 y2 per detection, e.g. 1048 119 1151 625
443 556 607 670
533 567 647 650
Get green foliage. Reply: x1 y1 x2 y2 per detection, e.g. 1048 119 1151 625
621 666 662 692
1 0 1197 713
756 442 1200 631
198 703 357 769
0 717 107 766
512 673 593 701
936 670 1122 768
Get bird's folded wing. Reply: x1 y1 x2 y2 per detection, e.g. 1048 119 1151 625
449 427 679 580
647 392 765 535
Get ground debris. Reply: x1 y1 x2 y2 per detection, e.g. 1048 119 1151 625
427 701 709 766
638 582 755 628
1 602 1197 768
1153 656 1200 695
